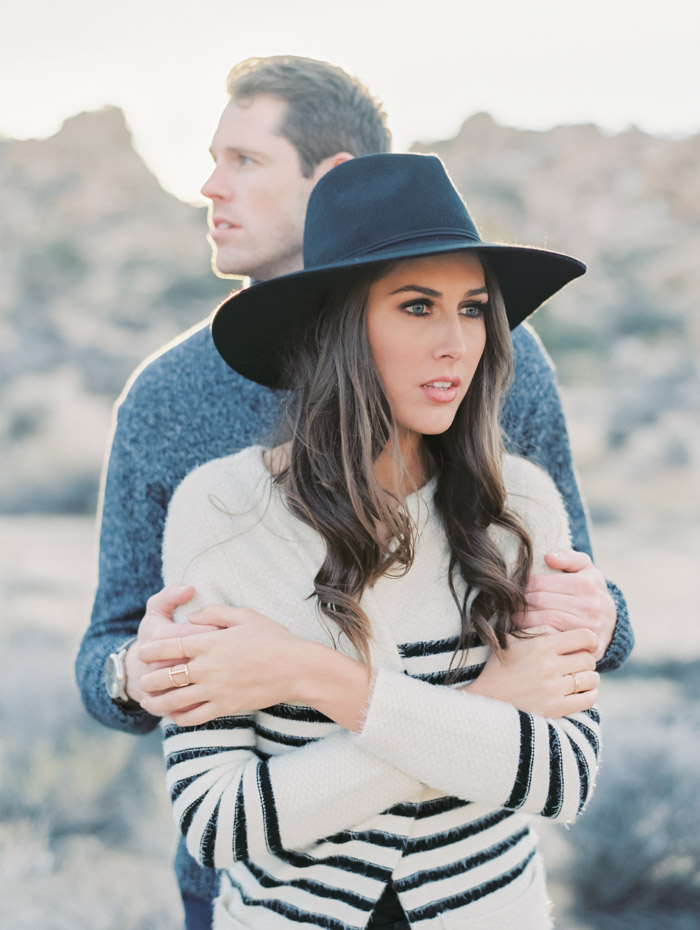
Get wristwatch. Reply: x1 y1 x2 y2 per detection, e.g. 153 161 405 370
105 636 138 706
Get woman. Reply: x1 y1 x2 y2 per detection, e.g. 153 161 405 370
141 154 600 929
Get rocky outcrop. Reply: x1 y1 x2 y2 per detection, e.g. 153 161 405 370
0 107 697 520
0 108 232 511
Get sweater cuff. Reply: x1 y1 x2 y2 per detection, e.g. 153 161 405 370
597 579 635 672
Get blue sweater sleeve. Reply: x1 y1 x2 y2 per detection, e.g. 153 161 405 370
74 323 279 734
501 325 634 671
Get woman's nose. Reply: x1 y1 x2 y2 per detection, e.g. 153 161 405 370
433 317 467 360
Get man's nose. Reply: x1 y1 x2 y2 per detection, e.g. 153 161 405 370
200 163 232 202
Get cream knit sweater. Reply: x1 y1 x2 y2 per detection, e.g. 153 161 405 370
162 446 600 930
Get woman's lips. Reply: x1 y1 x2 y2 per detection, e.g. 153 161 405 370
420 380 461 403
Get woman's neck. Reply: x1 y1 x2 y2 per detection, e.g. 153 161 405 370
373 432 431 499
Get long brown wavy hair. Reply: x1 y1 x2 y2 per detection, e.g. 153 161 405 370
275 257 532 666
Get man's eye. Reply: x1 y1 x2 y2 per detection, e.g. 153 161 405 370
238 154 254 166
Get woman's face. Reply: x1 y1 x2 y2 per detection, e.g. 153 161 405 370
367 252 488 442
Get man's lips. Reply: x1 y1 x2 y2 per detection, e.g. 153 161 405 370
210 218 241 238
420 379 461 403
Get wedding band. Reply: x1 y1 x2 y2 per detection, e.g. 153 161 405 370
570 672 581 695
169 664 190 688
178 637 186 659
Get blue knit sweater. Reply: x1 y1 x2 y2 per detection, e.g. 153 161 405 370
75 317 633 901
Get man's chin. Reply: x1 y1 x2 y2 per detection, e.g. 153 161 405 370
210 253 248 280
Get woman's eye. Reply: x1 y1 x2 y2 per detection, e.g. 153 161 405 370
461 303 486 318
238 154 254 166
402 301 430 316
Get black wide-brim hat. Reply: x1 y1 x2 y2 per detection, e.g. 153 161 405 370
212 153 585 388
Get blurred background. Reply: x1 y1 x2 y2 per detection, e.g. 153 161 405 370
1 1 699 927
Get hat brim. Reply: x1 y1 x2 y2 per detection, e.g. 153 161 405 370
211 241 585 389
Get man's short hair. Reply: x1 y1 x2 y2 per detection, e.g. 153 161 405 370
226 56 391 177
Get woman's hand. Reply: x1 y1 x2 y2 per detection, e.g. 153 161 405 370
464 626 599 718
138 605 307 725
123 585 220 707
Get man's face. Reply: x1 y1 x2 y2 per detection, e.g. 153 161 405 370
201 95 319 281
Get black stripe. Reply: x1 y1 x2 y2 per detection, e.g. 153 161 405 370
273 846 392 881
571 739 591 813
254 722 321 747
323 827 406 849
163 716 255 736
232 886 367 930
165 744 252 766
542 724 564 818
567 716 601 757
256 760 282 854
398 636 461 658
166 745 269 766
245 859 374 911
407 849 536 921
397 826 530 891
180 793 205 837
169 772 200 803
505 712 534 810
387 795 469 818
262 702 333 724
199 795 220 868
233 781 248 861
404 809 515 854
252 764 390 878
411 666 482 686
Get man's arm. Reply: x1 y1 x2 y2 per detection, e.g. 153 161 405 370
74 380 169 734
503 324 634 669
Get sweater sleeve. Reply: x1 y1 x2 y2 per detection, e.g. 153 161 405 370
504 325 634 671
352 457 599 824
355 670 600 824
74 373 170 734
163 719 423 868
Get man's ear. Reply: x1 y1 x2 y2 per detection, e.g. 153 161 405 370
311 151 354 183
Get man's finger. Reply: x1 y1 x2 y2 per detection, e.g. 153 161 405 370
145 584 195 618
524 591 593 615
556 626 599 654
543 549 592 573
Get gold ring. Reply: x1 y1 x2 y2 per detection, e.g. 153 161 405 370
570 672 581 695
178 637 186 659
169 664 190 688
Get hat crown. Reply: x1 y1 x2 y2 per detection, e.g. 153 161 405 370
303 154 482 269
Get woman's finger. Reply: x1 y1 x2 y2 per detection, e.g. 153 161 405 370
560 650 597 675
140 660 197 694
141 680 207 716
140 632 212 664
561 686 599 715
562 669 600 696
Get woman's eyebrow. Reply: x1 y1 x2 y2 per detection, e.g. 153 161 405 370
389 285 488 298
389 285 441 297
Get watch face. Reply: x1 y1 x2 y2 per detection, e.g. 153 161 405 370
104 654 123 700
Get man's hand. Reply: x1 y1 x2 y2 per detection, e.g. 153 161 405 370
123 585 218 708
465 626 599 718
515 550 616 661
138 605 304 726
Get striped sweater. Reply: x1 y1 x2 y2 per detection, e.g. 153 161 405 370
162 446 600 929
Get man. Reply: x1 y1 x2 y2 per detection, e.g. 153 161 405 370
76 55 633 929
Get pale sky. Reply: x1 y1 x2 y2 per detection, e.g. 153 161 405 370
2 0 698 203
